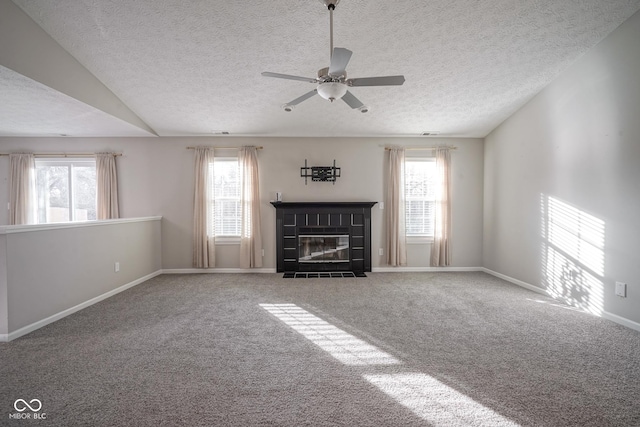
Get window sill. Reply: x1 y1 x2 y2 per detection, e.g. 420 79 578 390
407 236 434 244
214 236 241 245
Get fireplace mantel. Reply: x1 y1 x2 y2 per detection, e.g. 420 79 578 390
271 201 377 275
270 201 377 209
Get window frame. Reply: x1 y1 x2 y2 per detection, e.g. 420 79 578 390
34 157 97 224
404 157 436 243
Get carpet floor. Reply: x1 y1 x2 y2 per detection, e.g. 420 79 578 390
1 272 639 426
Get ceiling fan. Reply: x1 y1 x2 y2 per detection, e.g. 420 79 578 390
262 0 405 113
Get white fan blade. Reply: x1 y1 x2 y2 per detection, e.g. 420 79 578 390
288 89 318 106
262 72 317 83
328 48 353 77
342 91 364 109
347 75 405 87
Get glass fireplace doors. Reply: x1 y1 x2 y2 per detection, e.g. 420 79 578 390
298 235 350 263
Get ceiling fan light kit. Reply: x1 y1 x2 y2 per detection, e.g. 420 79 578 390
262 0 404 112
317 82 348 102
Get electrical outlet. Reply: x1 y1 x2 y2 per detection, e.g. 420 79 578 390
115 262 120 273
261 249 265 257
379 248 384 256
379 202 384 210
615 282 627 298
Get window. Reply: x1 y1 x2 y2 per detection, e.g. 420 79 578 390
405 158 436 238
210 157 241 237
35 159 97 223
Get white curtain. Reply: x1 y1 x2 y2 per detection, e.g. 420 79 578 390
193 147 215 268
431 147 452 266
96 153 120 220
9 153 36 225
386 147 407 266
239 146 263 268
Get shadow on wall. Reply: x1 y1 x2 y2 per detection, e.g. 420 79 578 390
540 194 605 315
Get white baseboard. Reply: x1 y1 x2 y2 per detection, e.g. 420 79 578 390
162 268 277 274
3 267 636 342
481 268 549 296
481 268 640 333
166 267 481 274
2 270 163 342
372 266 483 273
601 311 640 333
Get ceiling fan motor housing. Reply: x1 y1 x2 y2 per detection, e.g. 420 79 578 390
318 67 346 81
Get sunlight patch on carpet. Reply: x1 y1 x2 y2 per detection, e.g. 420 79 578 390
260 303 401 366
261 303 520 426
363 373 520 427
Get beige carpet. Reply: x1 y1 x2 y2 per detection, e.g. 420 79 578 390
2 272 639 426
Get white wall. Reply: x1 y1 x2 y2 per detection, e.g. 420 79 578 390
0 234 7 336
483 10 640 325
0 217 162 339
0 137 484 270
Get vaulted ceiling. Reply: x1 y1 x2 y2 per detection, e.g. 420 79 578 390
1 0 639 138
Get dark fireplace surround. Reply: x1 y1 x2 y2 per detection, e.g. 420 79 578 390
271 202 376 276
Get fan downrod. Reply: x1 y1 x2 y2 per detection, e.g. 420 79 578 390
320 0 341 58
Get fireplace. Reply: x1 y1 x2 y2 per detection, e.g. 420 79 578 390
271 201 376 276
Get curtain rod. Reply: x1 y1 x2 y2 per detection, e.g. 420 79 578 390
385 146 457 151
0 153 122 157
186 146 263 150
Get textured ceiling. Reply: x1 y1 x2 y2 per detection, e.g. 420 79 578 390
2 0 640 138
0 66 153 137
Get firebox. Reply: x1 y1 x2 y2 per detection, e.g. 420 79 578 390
298 235 350 263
